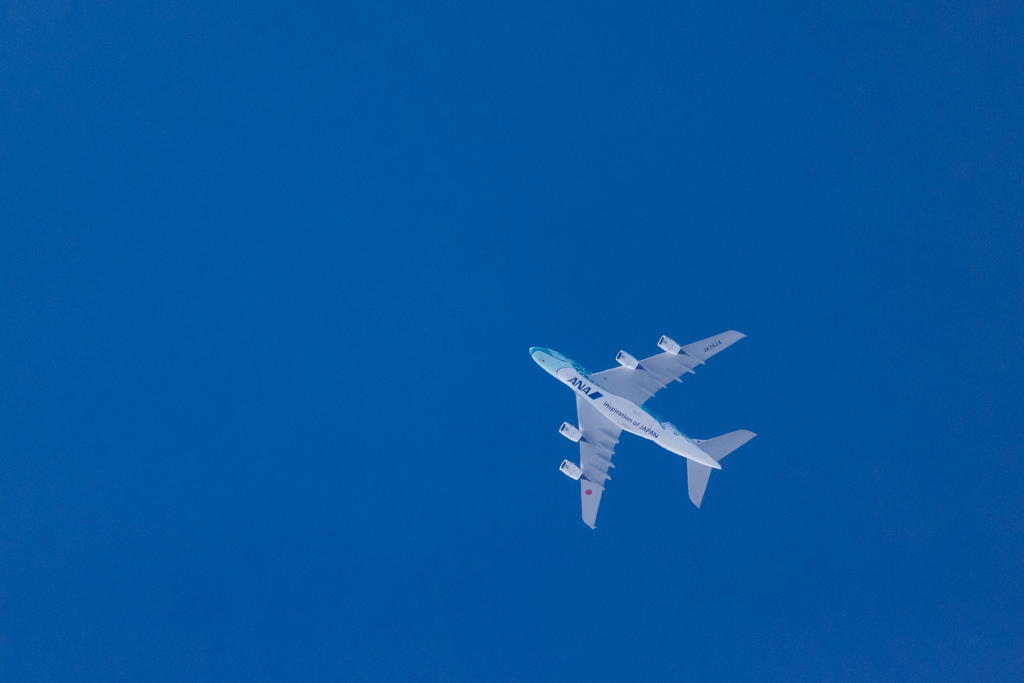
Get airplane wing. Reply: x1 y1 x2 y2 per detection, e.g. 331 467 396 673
591 331 747 406
576 394 621 529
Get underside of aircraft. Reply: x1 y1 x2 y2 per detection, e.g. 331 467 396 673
530 331 755 528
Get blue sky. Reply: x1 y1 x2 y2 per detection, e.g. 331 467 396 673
2 1 1022 681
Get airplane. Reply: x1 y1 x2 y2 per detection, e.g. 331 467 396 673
530 331 755 528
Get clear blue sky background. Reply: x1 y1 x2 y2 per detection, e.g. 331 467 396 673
2 2 1022 681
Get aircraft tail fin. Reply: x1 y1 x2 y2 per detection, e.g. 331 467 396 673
687 430 756 507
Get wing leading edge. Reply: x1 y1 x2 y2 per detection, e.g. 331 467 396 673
576 395 621 528
591 331 746 405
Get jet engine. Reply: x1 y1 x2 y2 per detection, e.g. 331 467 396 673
559 460 583 480
615 350 639 369
658 335 682 355
559 422 582 442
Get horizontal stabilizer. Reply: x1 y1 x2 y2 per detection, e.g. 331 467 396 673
693 430 756 462
688 430 755 507
687 460 712 508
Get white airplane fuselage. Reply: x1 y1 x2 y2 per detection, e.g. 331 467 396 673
533 349 720 470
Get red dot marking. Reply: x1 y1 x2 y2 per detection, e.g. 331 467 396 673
585 489 592 495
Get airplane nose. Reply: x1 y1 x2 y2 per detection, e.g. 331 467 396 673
530 347 570 376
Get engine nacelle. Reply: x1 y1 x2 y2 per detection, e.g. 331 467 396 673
559 460 583 480
559 422 582 442
616 350 639 369
658 335 682 355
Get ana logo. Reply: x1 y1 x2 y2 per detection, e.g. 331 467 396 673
567 377 589 393
568 377 603 401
